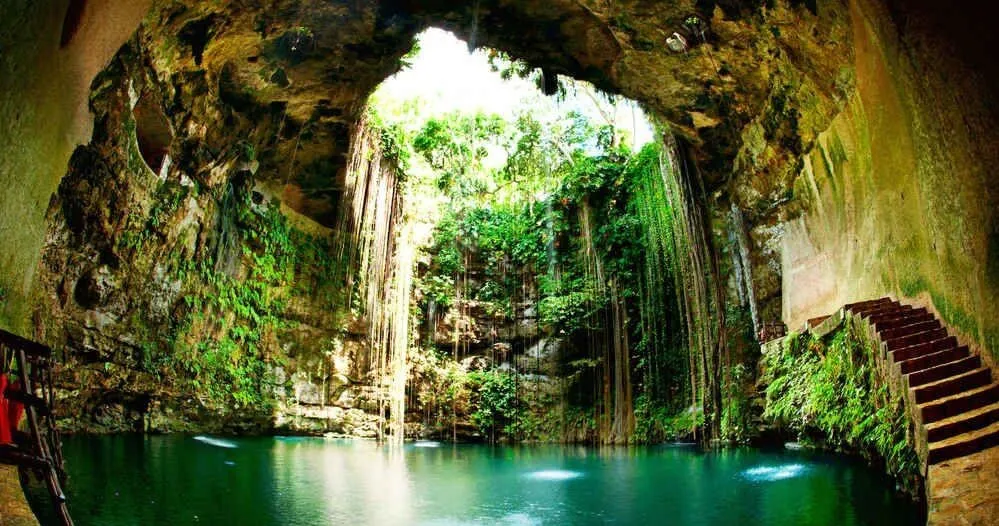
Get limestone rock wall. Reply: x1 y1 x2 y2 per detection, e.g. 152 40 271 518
0 0 150 332
0 0 996 440
2 0 857 341
780 0 999 362
32 39 404 434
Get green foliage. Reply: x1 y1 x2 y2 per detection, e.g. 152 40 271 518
419 274 456 308
366 107 412 171
290 26 313 39
236 140 256 162
485 49 535 82
412 352 529 442
117 181 191 253
427 213 464 276
399 40 421 70
761 327 921 494
633 394 704 443
413 113 506 195
123 179 342 411
537 289 596 333
467 369 519 441
410 114 695 444
628 142 691 415
373 83 695 444
422 202 549 323
720 363 753 443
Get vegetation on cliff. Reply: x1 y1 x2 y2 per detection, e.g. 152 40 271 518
381 95 707 443
760 326 922 496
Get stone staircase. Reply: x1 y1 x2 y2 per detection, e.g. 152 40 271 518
843 297 999 470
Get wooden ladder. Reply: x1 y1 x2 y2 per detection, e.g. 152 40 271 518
0 329 73 526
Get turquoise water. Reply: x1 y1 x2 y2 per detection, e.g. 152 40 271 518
38 435 921 525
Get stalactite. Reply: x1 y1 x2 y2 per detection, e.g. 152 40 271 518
632 144 688 418
608 280 634 444
387 219 416 447
728 203 760 335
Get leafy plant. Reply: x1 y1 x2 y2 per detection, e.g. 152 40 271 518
467 369 519 442
761 327 922 496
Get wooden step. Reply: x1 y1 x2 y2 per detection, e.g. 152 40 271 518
806 315 830 328
859 302 904 318
872 309 931 330
857 301 912 320
912 367 992 404
908 355 983 388
927 420 999 464
891 336 958 363
884 327 949 351
0 444 50 471
926 401 999 443
900 346 970 375
845 297 893 311
878 319 941 341
919 382 999 424
848 301 897 316
0 329 52 360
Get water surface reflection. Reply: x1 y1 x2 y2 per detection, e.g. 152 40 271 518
43 436 923 526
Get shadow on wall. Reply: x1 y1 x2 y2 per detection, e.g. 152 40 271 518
60 0 87 48
781 0 999 361
133 93 173 176
0 0 151 332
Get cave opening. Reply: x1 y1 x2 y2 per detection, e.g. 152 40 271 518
362 27 663 448
131 92 173 176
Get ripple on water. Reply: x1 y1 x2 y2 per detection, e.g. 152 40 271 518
525 469 582 481
500 513 542 525
192 435 237 449
413 441 442 448
741 463 808 482
420 513 541 526
660 442 698 448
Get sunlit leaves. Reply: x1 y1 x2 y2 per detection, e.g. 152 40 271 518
760 328 921 492
413 113 506 196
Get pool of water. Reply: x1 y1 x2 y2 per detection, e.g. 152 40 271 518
34 435 922 525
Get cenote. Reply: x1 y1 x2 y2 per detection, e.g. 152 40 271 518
26 436 922 526
2 1 998 525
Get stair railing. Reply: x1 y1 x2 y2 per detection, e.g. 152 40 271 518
0 328 73 526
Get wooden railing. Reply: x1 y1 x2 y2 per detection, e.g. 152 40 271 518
757 321 787 343
0 329 73 525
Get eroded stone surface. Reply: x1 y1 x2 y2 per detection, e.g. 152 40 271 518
0 466 37 526
928 447 999 525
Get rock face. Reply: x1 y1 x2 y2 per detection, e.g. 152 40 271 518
32 38 407 434
0 0 151 332
780 0 999 364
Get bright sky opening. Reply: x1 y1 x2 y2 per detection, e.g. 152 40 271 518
372 28 655 148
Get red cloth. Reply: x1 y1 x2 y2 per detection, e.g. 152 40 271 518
0 375 10 444
8 379 23 439
0 376 24 445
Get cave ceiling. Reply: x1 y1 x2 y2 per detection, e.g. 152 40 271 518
135 0 852 226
